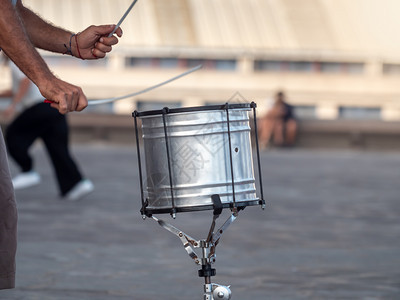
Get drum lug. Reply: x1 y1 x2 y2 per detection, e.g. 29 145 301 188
140 199 152 219
170 208 177 219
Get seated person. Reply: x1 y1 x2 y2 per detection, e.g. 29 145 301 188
259 91 297 148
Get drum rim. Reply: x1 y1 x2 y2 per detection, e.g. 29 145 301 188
133 103 253 118
143 199 261 215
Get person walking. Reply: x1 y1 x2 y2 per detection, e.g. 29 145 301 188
1 59 94 199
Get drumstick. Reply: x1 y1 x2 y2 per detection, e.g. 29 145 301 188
86 64 202 105
108 0 138 37
44 65 202 106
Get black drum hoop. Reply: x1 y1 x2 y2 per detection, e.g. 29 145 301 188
143 200 260 215
132 103 253 118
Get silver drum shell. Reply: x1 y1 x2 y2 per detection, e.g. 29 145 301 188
140 108 258 213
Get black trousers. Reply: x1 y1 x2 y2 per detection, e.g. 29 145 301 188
5 102 82 196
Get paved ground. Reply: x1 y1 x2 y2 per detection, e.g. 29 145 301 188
1 143 400 300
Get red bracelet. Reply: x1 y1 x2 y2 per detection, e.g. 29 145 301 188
74 34 83 60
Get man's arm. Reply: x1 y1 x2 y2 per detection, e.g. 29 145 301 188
0 0 86 113
0 0 122 114
16 1 122 59
0 0 54 93
15 1 72 55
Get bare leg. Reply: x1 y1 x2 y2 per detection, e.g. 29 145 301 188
258 117 276 149
273 120 284 146
285 119 297 146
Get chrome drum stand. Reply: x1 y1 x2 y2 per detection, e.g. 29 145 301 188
149 194 243 299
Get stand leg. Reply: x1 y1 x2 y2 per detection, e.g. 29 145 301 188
198 241 231 300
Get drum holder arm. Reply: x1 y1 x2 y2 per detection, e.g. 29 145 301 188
151 216 200 262
150 195 237 265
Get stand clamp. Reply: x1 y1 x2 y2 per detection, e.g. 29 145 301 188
204 283 232 300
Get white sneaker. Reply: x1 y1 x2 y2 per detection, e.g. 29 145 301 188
64 179 94 201
12 171 41 189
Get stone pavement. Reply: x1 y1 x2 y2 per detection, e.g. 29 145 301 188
1 143 400 300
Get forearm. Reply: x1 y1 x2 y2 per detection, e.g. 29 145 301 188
0 0 54 88
0 0 121 114
16 1 73 54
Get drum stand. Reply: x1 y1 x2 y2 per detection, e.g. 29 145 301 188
150 195 236 299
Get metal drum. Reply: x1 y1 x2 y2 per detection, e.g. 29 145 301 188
133 103 264 216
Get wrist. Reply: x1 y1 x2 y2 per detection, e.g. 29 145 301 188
71 33 84 59
34 70 57 95
63 33 76 56
23 60 55 91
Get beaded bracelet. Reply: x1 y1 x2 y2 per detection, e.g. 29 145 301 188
63 34 75 56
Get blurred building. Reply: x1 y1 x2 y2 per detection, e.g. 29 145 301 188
1 0 400 121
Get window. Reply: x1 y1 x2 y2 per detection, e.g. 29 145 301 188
320 62 342 73
339 107 381 120
254 60 314 73
215 59 236 71
126 57 236 71
159 58 179 69
126 57 155 68
186 59 204 69
254 60 364 74
287 61 313 72
345 63 364 74
254 60 281 71
383 63 400 75
185 58 236 71
294 105 316 119
136 100 182 112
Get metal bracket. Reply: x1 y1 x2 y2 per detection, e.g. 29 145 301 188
151 216 200 263
151 210 238 265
